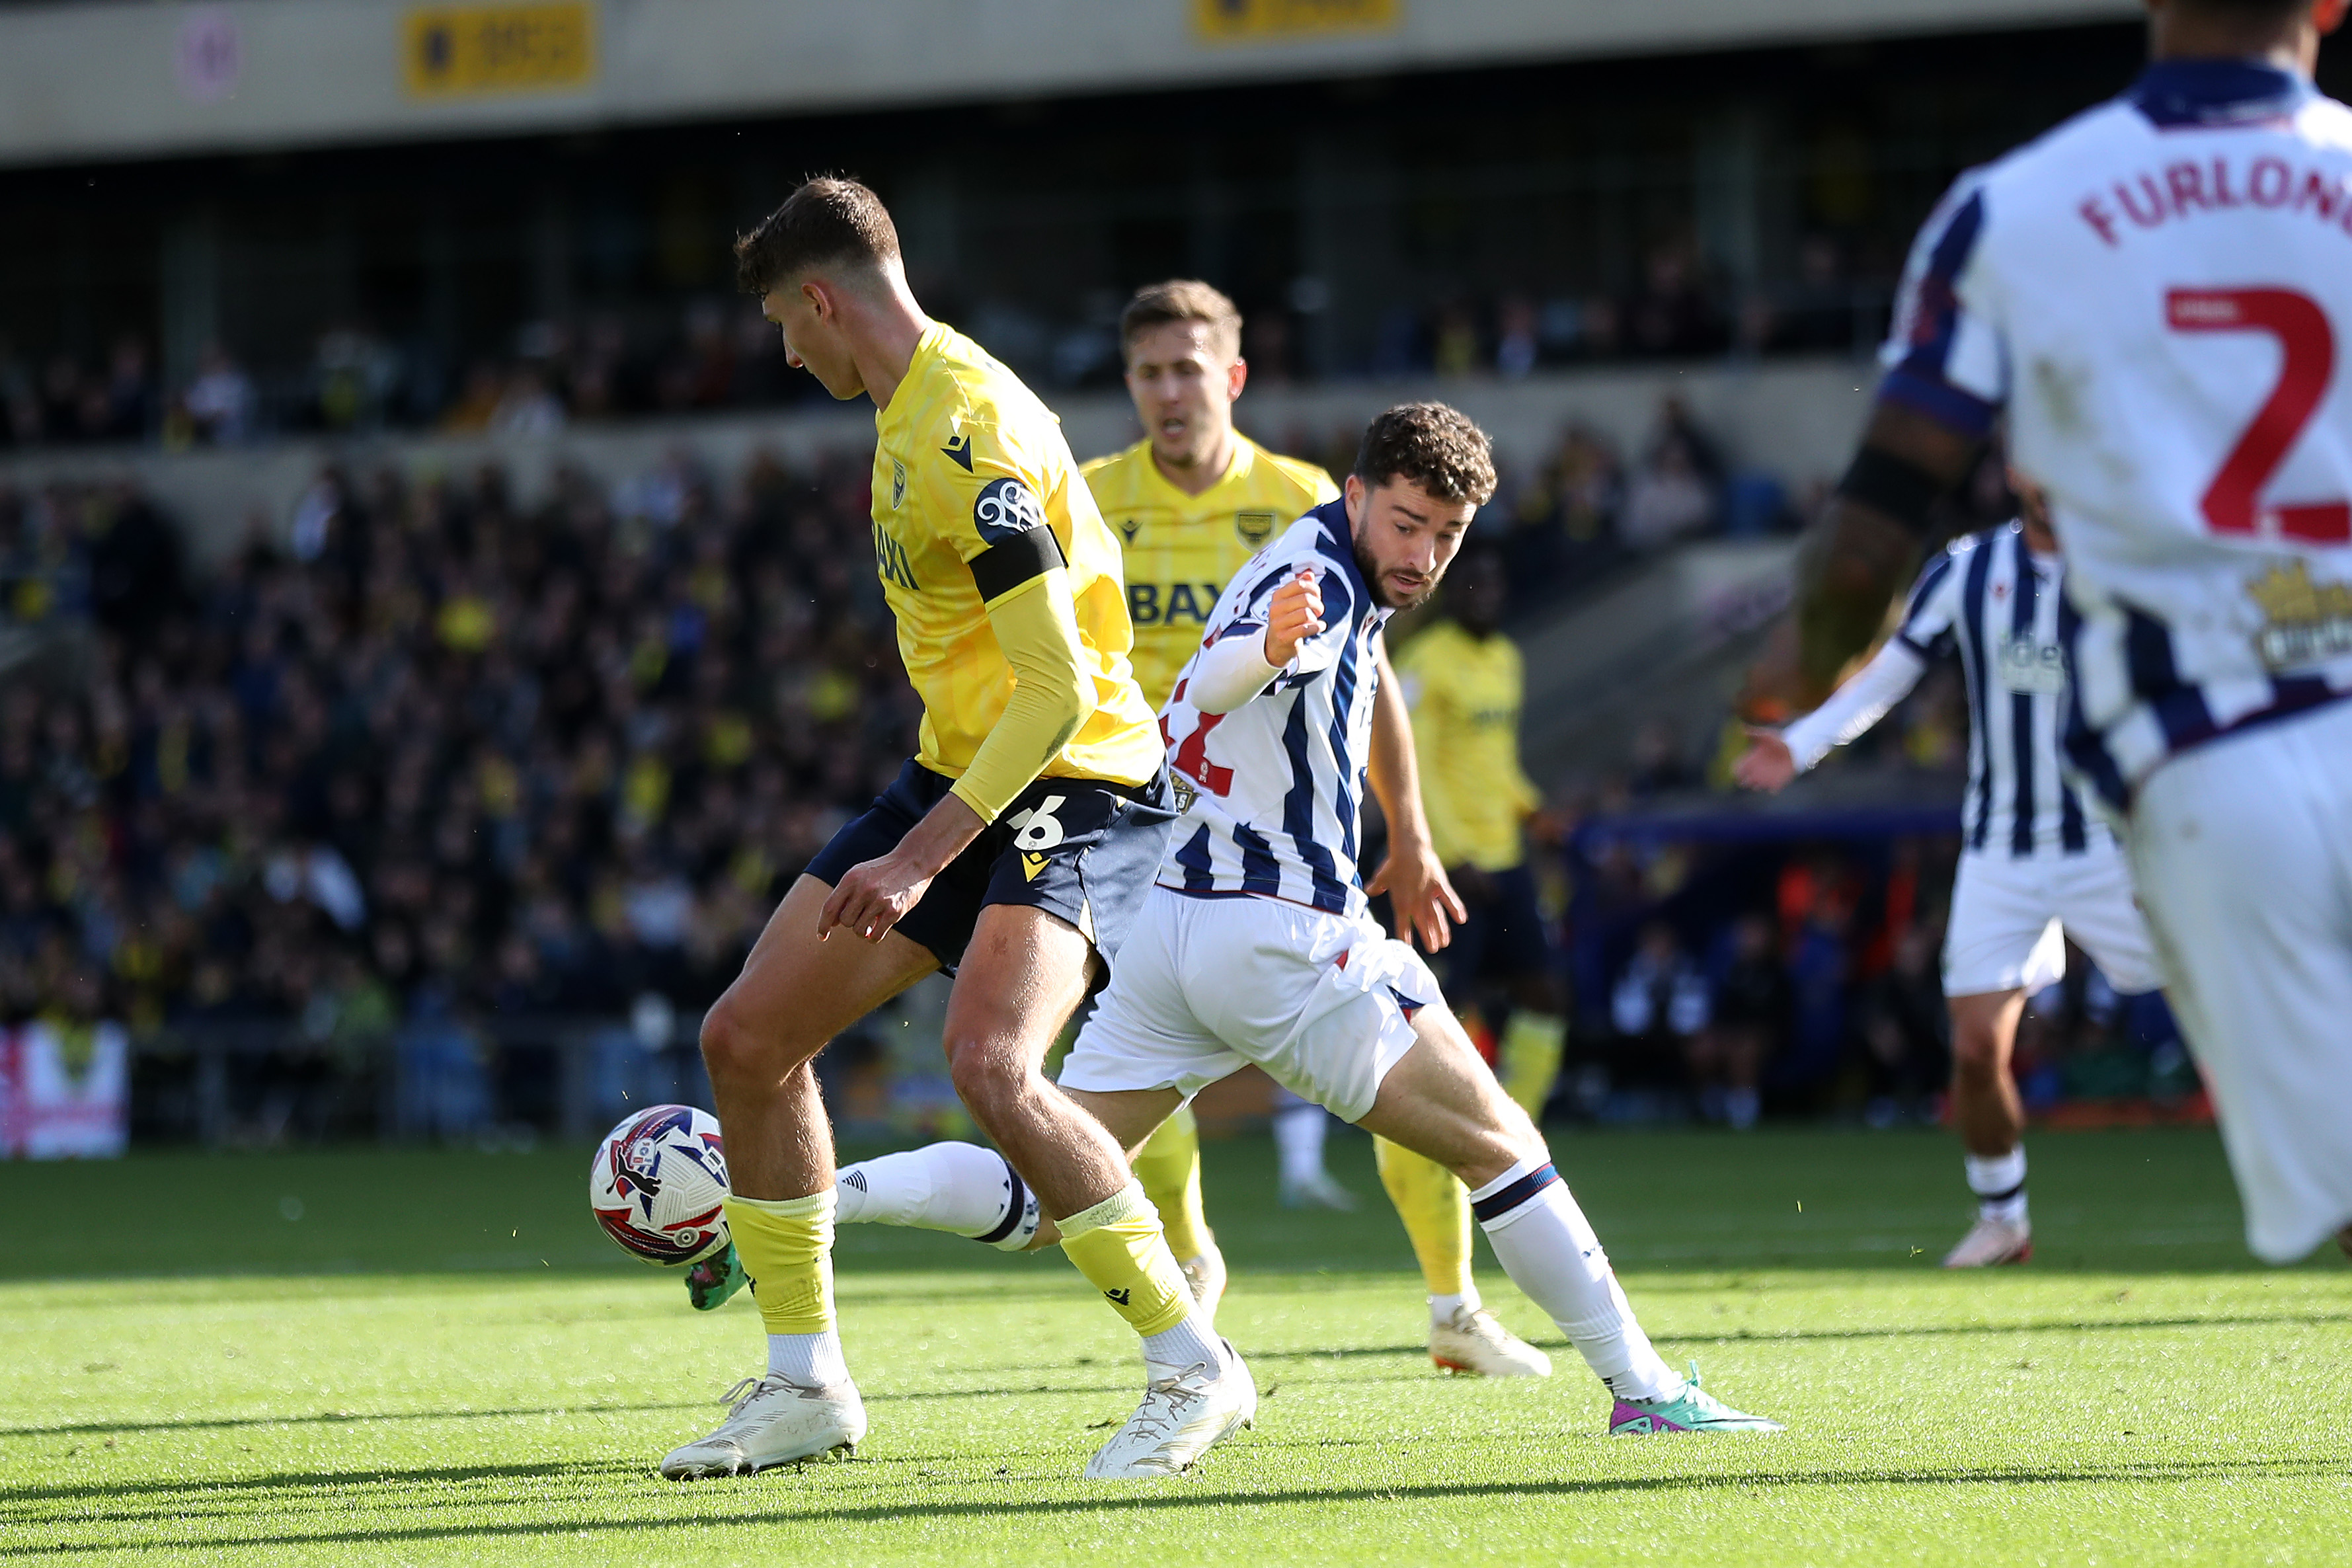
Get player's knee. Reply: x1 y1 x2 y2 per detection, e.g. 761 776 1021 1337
698 994 771 1089
943 1032 1020 1117
1950 1021 2006 1076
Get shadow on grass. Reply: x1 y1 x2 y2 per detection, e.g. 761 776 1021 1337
11 1307 2345 1448
5 1454 2341 1555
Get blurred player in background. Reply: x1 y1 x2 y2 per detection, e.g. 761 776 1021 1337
1750 0 2352 1264
1736 474 2166 1266
660 178 1226 1481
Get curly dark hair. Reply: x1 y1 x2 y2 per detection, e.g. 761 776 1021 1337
1352 402 1497 506
734 176 900 296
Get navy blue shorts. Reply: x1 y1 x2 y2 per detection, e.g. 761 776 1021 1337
1441 863 1553 990
804 760 1175 979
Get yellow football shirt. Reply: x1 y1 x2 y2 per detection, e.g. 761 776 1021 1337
871 321 1161 799
1392 619 1541 873
1079 435 1339 709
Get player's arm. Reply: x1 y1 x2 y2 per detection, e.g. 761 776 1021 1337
1364 643 1466 953
1735 639 1931 792
1744 175 2000 717
1773 403 1976 708
1739 539 1955 791
1185 567 1327 713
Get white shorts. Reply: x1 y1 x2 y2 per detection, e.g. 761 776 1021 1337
1942 841 2165 998
2126 700 2352 1263
1059 886 1438 1124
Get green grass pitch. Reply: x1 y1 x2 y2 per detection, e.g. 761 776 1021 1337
3 1126 2344 1565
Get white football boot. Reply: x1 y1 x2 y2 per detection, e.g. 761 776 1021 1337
1083 1337 1257 1479
1179 1245 1229 1329
1942 1214 2032 1268
659 1374 867 1479
1429 1306 1553 1377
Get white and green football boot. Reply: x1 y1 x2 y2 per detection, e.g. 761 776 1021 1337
1608 1362 1784 1435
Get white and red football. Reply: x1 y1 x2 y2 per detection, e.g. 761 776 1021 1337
590 1104 731 1266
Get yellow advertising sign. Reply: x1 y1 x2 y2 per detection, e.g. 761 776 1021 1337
405 3 596 97
1193 0 1400 42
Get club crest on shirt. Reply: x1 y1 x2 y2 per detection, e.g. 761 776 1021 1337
1236 510 1276 548
974 477 1047 543
890 458 906 510
1170 774 1198 814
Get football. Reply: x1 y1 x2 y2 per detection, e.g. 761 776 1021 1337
589 1105 731 1266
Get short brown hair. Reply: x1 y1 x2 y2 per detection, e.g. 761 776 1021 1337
1352 403 1497 506
734 176 900 296
1119 280 1243 360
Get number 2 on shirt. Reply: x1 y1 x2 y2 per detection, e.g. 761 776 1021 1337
2166 286 2351 543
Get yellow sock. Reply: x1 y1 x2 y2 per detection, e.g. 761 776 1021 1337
1057 1181 1193 1339
1501 1011 1567 1120
1373 1136 1472 1298
1132 1106 1212 1263
726 1191 836 1337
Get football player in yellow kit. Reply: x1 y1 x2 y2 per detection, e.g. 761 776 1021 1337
1392 543 1571 1120
659 179 1251 1482
1079 282 1549 1378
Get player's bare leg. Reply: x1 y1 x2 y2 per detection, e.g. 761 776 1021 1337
662 875 939 1478
1944 988 2033 1268
938 904 1134 1214
943 904 1250 1479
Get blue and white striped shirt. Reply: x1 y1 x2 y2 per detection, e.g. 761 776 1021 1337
1898 524 2103 859
1155 500 1387 917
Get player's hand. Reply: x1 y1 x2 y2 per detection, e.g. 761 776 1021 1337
1733 727 1799 793
1263 568 1325 668
818 849 936 944
1366 839 1468 953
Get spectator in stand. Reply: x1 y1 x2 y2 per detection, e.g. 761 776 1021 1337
184 347 256 446
1619 397 1723 551
1608 920 1710 1109
1690 912 1784 1130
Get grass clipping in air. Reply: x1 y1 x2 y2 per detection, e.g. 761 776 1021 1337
1 1128 2343 1565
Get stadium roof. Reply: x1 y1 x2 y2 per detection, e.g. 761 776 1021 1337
0 0 2136 169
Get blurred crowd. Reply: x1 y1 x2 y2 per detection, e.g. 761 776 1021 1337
0 450 919 1138
0 235 1882 455
1553 834 2189 1132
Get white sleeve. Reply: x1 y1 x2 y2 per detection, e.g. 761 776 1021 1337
1778 640 1931 772
1184 627 1285 715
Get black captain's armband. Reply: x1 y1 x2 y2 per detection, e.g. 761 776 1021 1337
970 526 1068 602
1836 446 1947 535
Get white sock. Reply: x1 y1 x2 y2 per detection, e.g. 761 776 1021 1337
836 1142 1029 1241
1965 1147 2029 1226
1140 1310 1222 1374
1274 1102 1329 1186
766 1329 848 1388
1429 1284 1482 1326
1469 1157 1682 1403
